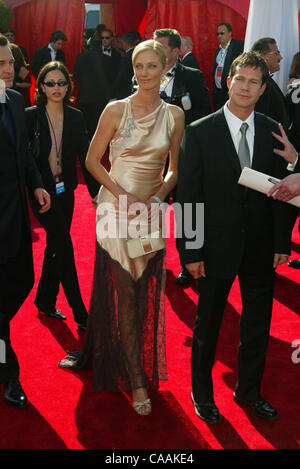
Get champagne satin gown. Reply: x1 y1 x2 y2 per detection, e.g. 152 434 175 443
59 98 175 392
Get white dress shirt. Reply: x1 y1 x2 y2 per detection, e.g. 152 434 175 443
48 43 56 61
223 102 255 164
214 39 231 89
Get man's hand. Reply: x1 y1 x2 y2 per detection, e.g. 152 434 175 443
268 173 300 202
272 123 298 164
33 188 51 213
273 253 289 269
185 261 205 279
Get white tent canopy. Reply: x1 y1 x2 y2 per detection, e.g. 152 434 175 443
244 0 300 91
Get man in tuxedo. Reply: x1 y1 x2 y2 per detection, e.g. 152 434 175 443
154 28 211 126
0 35 50 408
213 22 244 111
111 30 141 100
154 28 211 285
251 37 290 132
176 51 294 423
180 36 200 69
74 42 111 141
100 28 121 85
31 30 67 78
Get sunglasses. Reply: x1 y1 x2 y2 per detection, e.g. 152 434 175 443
43 81 68 87
101 37 111 40
217 32 225 36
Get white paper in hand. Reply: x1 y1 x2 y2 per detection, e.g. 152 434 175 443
238 167 300 208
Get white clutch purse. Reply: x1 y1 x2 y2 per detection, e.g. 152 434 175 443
126 231 166 259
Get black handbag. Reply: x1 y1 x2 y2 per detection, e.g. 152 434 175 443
28 117 40 160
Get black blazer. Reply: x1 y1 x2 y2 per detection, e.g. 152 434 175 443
31 46 66 78
181 52 200 69
213 39 244 97
176 108 293 279
0 89 43 261
25 104 96 197
101 48 121 84
111 48 134 100
255 75 290 132
171 62 211 125
74 50 111 105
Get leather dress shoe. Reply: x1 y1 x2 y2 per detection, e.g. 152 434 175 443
191 392 221 424
288 259 300 269
4 379 28 409
175 268 193 286
233 393 279 420
38 308 66 320
73 310 88 331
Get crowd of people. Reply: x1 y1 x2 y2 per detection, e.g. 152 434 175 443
0 21 300 425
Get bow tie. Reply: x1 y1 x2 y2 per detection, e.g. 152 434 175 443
166 71 174 77
104 47 111 52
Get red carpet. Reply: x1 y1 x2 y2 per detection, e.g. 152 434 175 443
1 167 300 450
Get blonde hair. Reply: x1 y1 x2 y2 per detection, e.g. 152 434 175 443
132 39 167 69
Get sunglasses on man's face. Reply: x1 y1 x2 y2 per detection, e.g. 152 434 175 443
101 36 111 40
217 32 225 36
43 81 68 87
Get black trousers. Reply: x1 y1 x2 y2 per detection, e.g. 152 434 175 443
191 258 275 404
0 240 34 383
29 190 87 317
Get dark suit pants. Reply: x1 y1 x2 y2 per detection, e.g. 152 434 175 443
30 190 86 317
0 240 34 383
191 263 274 404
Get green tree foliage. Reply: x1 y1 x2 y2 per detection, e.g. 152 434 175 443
0 1 13 33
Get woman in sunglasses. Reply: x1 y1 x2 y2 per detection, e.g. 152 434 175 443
25 61 94 330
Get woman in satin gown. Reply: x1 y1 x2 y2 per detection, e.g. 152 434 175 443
59 40 184 415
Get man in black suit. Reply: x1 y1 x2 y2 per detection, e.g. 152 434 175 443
0 35 50 408
74 43 111 141
111 30 141 100
154 28 211 285
100 28 121 84
251 37 290 132
3 28 29 63
31 30 67 78
154 28 211 126
176 51 294 423
180 36 200 69
213 22 244 111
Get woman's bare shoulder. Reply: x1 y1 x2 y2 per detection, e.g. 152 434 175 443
168 103 185 120
104 99 127 119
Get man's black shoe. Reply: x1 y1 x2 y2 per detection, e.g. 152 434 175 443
175 268 193 286
191 392 221 423
288 259 300 269
4 379 28 409
233 393 279 420
38 308 66 320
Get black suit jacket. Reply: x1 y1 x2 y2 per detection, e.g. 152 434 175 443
101 48 121 85
213 39 244 103
181 52 200 69
254 75 290 133
31 46 66 78
111 48 134 100
25 104 97 197
74 50 111 105
176 108 292 279
171 62 211 125
0 89 43 261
